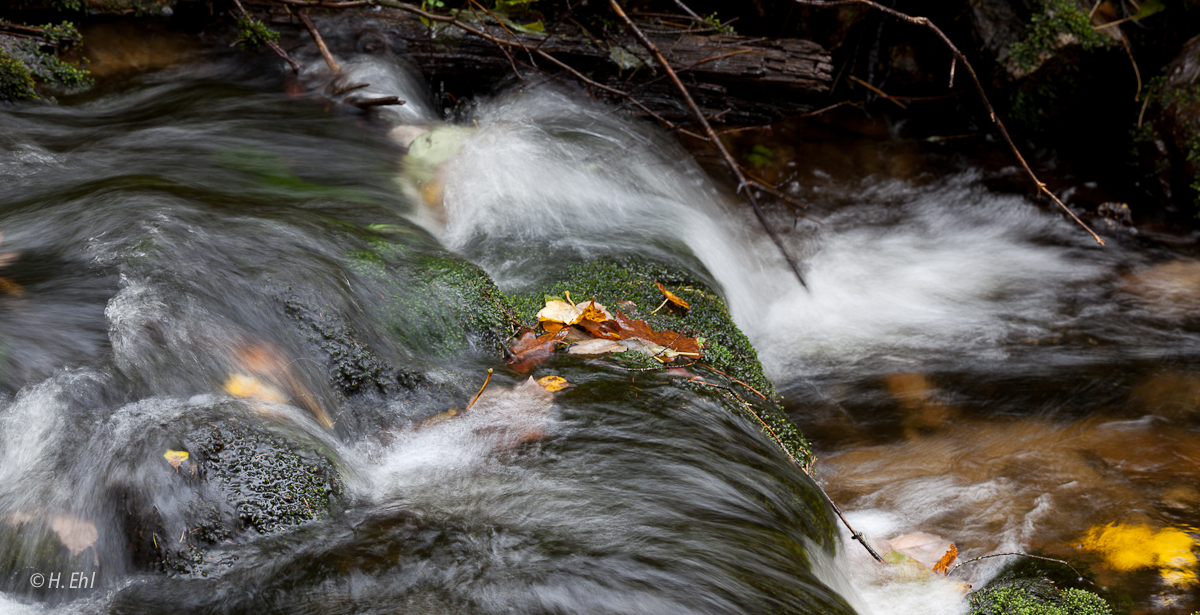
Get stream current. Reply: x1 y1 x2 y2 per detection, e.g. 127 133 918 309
1 41 1199 615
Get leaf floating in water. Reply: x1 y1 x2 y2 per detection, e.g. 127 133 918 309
163 449 189 470
50 514 98 557
536 376 569 392
506 329 569 373
932 542 957 576
224 373 289 405
227 343 334 429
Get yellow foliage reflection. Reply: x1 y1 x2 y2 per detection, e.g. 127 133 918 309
1081 523 1199 587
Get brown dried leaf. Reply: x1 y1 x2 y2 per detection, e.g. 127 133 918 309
506 329 568 373
932 542 957 576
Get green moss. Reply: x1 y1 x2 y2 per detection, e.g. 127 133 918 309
508 259 814 467
0 23 91 102
345 237 519 362
1008 0 1111 73
235 16 280 50
968 583 1112 615
0 51 38 101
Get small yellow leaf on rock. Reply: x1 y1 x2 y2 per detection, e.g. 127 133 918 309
578 300 613 323
163 450 189 469
537 376 569 392
655 282 690 310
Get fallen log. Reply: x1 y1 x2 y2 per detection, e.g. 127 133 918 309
256 3 833 124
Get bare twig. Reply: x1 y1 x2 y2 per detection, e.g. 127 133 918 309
298 9 341 73
610 0 809 289
1120 37 1141 101
790 0 1105 246
849 75 907 109
462 368 494 413
947 552 1094 585
467 0 526 79
682 377 884 563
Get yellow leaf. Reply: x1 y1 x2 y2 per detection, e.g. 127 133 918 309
163 449 189 470
932 542 957 576
655 282 690 310
578 299 613 323
537 375 569 392
224 373 288 404
1081 522 1200 587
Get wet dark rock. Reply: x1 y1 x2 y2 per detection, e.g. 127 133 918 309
121 420 342 576
1133 34 1200 210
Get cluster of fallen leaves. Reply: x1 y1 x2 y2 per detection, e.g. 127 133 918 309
506 290 703 373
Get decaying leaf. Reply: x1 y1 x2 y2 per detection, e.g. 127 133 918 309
163 449 189 470
654 281 690 311
506 329 569 373
932 542 957 576
537 297 612 333
0 231 22 297
567 338 627 355
50 514 98 557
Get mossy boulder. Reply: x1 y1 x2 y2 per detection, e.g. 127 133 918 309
507 259 814 468
122 419 343 576
968 579 1114 615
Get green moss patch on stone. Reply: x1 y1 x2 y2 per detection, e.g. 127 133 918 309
968 581 1113 615
344 237 520 362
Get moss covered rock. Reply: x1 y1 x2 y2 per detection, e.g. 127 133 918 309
968 579 1113 615
123 419 343 576
507 259 814 468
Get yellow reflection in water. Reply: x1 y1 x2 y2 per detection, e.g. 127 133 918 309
1081 523 1199 587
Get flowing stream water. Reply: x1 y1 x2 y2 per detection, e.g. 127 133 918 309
1 33 1199 615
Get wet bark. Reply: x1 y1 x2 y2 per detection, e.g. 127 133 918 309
259 4 833 124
